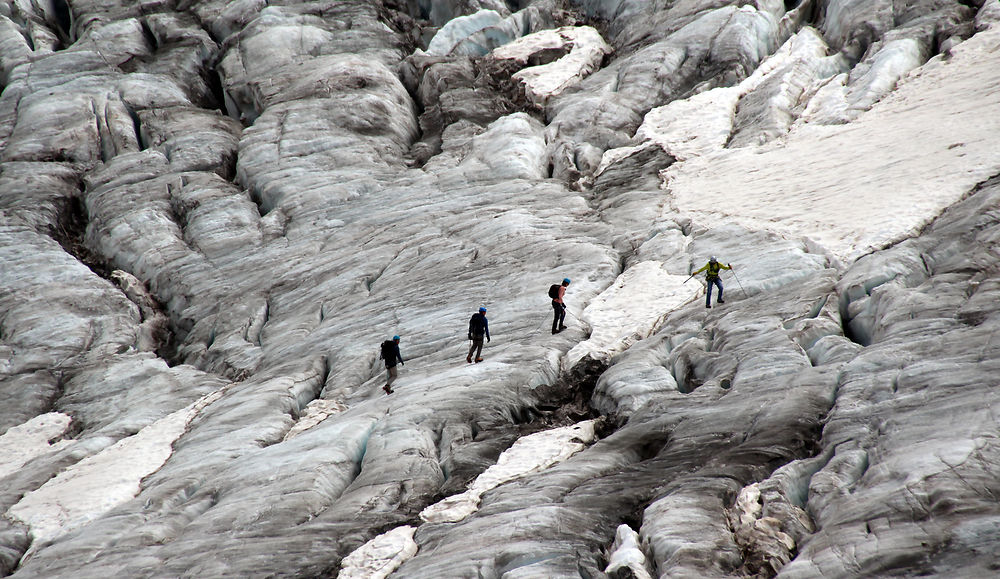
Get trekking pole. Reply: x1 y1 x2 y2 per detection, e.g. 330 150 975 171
682 273 696 284
730 267 748 297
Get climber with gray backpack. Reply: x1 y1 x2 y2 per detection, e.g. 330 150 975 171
548 278 570 334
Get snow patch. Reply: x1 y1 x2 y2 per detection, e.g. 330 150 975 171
421 419 598 524
605 524 654 579
283 398 348 441
338 420 599 574
567 262 695 369
662 25 1000 263
600 26 845 171
0 413 74 480
339 525 418 579
7 388 226 554
978 2 1000 30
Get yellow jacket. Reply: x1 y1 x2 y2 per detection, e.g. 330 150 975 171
692 261 731 279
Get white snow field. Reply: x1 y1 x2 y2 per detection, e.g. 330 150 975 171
661 24 1000 264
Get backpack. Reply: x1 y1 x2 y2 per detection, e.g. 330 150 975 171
469 313 487 335
379 340 395 360
548 284 560 299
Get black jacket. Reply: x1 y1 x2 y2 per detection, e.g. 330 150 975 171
468 313 490 339
380 340 403 367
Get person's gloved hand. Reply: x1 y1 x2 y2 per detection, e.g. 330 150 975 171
487 336 491 342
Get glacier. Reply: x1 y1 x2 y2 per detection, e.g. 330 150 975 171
1 0 1000 577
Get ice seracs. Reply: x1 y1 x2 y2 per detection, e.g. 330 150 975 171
491 26 612 106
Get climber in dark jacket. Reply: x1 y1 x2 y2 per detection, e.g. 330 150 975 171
379 335 403 394
467 307 490 363
692 256 732 308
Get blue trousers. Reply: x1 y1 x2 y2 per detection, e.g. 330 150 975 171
706 277 723 306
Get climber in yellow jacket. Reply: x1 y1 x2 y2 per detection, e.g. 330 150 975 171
692 256 732 308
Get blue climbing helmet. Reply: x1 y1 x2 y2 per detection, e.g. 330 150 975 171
563 278 571 284
479 307 487 313
392 335 400 341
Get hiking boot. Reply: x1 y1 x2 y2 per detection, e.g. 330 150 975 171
383 385 393 394
705 305 711 308
718 299 725 304
558 325 567 331
466 354 472 363
552 328 561 334
475 358 484 363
